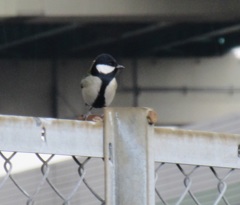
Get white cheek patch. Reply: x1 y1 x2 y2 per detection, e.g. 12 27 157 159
96 64 115 74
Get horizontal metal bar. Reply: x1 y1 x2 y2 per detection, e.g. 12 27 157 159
154 128 240 168
1 113 240 169
152 23 240 53
71 22 171 52
121 86 240 94
0 23 81 52
2 0 240 22
0 115 103 157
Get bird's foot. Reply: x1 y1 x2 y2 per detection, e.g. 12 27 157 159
82 111 92 121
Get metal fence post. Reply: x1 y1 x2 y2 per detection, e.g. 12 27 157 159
104 107 155 205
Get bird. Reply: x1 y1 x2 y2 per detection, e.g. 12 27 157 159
81 53 124 118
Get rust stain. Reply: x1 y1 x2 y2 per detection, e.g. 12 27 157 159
154 127 240 142
0 115 36 126
41 117 103 131
0 114 103 131
147 110 158 125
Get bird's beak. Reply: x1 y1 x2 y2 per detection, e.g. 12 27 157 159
116 64 125 70
115 64 124 76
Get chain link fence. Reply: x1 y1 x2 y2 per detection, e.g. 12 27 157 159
153 126 240 205
0 108 240 205
0 152 105 205
155 163 240 205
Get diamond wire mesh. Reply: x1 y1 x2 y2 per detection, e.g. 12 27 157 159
0 151 105 205
1 154 238 205
155 162 240 205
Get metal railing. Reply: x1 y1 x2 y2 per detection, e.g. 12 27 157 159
153 127 240 205
0 107 239 205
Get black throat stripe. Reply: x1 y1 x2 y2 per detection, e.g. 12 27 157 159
92 77 112 108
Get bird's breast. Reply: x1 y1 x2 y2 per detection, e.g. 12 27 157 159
104 78 117 106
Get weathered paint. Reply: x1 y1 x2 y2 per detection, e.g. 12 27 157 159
104 107 155 205
0 115 103 157
154 127 240 168
0 112 239 169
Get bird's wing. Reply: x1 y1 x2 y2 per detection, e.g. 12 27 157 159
81 75 102 106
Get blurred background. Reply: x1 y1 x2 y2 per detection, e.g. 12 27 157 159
1 1 240 205
1 0 240 127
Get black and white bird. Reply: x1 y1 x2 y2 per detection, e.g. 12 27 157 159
81 53 124 117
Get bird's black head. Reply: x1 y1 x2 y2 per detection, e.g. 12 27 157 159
90 53 124 77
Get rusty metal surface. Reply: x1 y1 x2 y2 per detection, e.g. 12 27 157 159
104 107 155 205
0 112 239 168
0 115 103 157
154 127 240 168
0 109 240 204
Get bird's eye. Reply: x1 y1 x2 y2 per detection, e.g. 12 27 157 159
109 61 116 67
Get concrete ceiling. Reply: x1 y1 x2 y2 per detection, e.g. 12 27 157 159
1 0 240 59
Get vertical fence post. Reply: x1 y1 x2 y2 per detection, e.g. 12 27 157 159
104 107 155 205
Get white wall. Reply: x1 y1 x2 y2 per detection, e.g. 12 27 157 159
0 53 240 125
137 54 240 125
